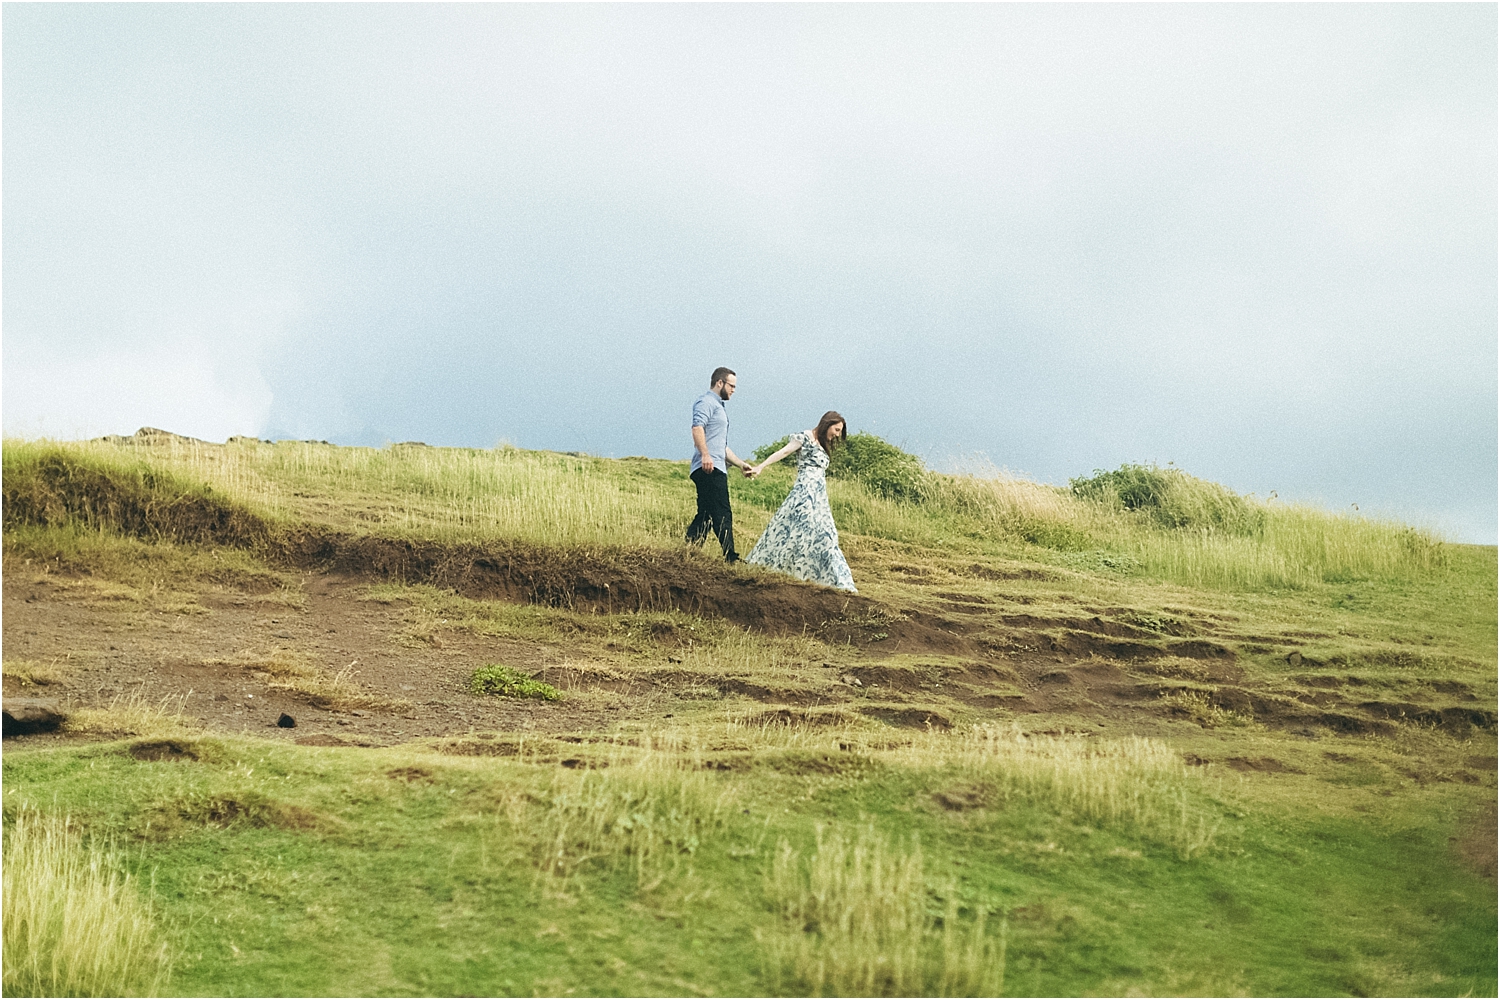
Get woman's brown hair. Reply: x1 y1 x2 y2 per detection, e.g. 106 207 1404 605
814 411 846 454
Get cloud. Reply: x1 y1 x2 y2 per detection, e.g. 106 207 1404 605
3 4 1494 540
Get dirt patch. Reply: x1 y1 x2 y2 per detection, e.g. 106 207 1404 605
1 570 630 747
717 678 824 705
744 708 858 729
129 739 201 761
164 794 327 832
1168 640 1236 660
387 766 434 782
966 565 1058 582
1224 757 1304 774
933 592 995 605
3 698 65 737
1358 702 1498 734
933 783 992 810
1454 802 1497 880
845 665 936 693
296 734 358 747
437 738 524 757
861 707 952 730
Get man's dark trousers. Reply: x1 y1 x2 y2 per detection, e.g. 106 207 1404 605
687 468 737 561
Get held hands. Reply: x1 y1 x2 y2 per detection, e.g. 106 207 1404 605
741 463 759 479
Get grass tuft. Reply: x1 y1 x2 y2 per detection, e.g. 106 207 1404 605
2 659 71 688
883 726 1223 858
62 692 200 739
205 650 406 712
2 809 172 997
760 825 1004 997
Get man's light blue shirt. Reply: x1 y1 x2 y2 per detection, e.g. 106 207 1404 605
690 390 728 474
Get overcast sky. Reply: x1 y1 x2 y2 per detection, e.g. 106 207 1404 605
4 4 1495 542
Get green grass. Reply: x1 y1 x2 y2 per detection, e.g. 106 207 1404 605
2 434 1493 996
2 730 1492 997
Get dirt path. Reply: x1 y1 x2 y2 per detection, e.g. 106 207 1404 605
2 571 645 747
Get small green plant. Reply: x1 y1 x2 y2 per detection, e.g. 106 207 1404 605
468 664 561 700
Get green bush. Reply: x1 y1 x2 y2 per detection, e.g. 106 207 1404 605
752 437 791 463
830 433 930 503
1069 463 1263 535
752 432 929 502
468 664 561 701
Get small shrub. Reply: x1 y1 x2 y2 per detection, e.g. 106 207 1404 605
829 433 930 503
469 664 561 701
1070 463 1263 535
752 436 791 463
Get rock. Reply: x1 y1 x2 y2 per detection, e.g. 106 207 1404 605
133 426 210 445
1287 651 1303 666
3 698 66 737
277 713 297 728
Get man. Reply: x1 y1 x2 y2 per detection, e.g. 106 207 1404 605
687 366 756 562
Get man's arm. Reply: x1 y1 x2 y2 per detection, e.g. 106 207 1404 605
692 425 714 473
725 446 755 478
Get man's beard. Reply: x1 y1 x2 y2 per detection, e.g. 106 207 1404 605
718 387 731 401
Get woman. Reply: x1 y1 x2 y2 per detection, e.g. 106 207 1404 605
744 411 857 592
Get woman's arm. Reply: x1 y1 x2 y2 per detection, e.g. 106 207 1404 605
748 432 810 477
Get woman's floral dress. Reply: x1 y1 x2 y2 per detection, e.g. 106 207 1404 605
745 432 857 591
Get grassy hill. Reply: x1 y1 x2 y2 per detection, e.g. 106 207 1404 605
2 431 1494 996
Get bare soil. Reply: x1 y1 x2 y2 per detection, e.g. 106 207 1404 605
6 555 1494 757
2 572 618 747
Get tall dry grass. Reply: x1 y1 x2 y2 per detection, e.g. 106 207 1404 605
760 825 1004 997
4 436 1450 592
10 437 686 547
1124 505 1449 590
686 719 1221 858
62 692 199 739
204 649 407 712
884 724 1221 858
2 811 171 997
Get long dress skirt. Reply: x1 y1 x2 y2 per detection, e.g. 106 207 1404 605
745 433 857 592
